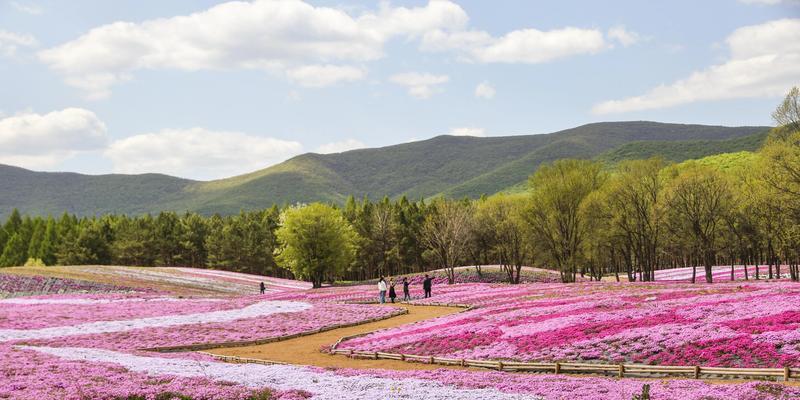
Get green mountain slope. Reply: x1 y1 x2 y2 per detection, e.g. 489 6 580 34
0 164 193 217
0 121 769 218
596 130 768 165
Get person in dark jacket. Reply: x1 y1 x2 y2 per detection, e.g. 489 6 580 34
423 275 433 298
402 277 410 301
388 279 397 303
259 282 266 294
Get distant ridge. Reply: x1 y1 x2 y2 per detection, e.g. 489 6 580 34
0 121 770 219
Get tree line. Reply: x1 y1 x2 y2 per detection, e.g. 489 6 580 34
1 88 799 285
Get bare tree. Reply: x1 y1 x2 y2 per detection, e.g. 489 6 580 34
421 199 473 284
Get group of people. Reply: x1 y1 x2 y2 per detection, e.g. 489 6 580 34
378 275 434 304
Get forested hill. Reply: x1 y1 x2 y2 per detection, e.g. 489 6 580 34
0 121 770 219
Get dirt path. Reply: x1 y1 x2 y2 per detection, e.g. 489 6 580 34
209 303 470 371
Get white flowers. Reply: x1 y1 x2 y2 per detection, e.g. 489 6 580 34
18 346 541 400
0 300 311 341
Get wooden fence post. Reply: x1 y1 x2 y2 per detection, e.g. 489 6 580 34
460 359 466 367
498 361 504 371
694 366 700 379
400 354 406 361
555 362 561 374
373 351 378 360
785 366 791 381
618 364 624 378
429 356 435 364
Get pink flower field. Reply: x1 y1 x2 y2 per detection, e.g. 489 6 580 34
3 267 800 399
340 280 800 368
653 265 789 282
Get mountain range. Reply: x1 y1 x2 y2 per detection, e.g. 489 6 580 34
0 121 770 219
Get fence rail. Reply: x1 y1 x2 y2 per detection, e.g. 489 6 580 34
325 348 798 381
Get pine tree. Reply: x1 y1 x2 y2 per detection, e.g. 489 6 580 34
38 217 58 265
3 209 22 236
0 228 7 257
0 233 27 267
27 220 45 260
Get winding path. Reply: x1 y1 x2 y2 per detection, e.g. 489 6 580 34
209 303 468 371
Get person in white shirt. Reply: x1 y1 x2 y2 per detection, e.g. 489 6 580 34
378 276 387 304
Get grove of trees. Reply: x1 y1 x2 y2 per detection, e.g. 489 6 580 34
1 88 799 285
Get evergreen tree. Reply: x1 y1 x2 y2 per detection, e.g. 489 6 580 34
0 233 27 267
3 209 22 236
178 212 207 267
38 217 58 265
27 220 45 260
0 228 8 257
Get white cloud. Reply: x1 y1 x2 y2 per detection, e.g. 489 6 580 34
315 139 366 154
104 128 303 180
390 72 449 99
286 64 366 88
10 2 43 15
607 26 642 47
474 81 495 99
421 26 608 63
38 0 468 99
0 30 37 56
0 108 107 169
593 18 800 114
447 127 485 137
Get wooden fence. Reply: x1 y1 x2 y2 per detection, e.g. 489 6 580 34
326 348 798 381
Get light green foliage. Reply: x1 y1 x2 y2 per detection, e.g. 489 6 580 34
275 203 358 288
23 257 45 267
524 159 606 283
474 193 531 283
663 163 733 283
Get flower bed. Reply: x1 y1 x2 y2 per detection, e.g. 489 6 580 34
339 280 800 368
66 266 301 295
7 345 800 400
0 274 137 297
654 265 790 281
5 269 800 399
0 294 400 350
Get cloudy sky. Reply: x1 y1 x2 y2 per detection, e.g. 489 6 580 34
0 0 798 180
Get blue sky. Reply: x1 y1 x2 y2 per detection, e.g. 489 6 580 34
0 0 798 180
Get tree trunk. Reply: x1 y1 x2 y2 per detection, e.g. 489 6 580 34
743 260 749 281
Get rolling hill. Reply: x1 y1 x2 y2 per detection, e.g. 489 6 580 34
0 121 770 218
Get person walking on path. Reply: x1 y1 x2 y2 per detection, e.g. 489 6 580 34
259 282 266 295
402 277 411 301
378 276 387 304
423 275 433 298
388 279 397 303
